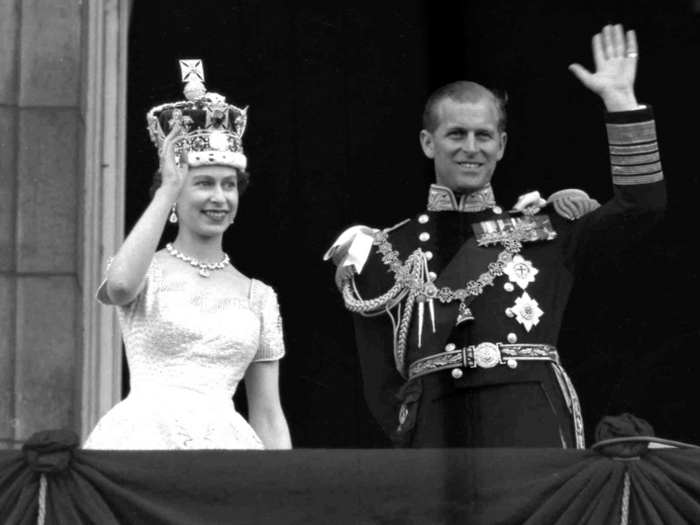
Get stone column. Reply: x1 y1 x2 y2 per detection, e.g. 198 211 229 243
0 0 129 449
80 0 130 442
0 0 82 449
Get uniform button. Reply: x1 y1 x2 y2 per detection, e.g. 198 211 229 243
425 251 433 260
493 206 503 215
507 333 517 343
419 232 430 242
504 282 515 292
451 368 464 379
418 214 429 224
505 308 515 318
428 271 437 281
507 359 518 369
445 343 456 352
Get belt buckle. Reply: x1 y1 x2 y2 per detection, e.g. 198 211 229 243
471 342 502 369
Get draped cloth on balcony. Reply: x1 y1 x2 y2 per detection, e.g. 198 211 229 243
1 429 700 525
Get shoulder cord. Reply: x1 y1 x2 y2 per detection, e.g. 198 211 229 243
341 244 425 315
341 246 425 378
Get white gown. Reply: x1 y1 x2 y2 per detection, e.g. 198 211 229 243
83 258 285 450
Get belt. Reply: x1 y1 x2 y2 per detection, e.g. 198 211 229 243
408 343 560 380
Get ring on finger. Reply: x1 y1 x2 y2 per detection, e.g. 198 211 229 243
626 52 639 58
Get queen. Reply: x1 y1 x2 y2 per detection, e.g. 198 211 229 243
83 61 292 450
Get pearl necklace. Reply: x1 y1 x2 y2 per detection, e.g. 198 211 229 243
165 243 230 277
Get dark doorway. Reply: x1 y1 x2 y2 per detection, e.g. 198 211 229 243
125 0 700 447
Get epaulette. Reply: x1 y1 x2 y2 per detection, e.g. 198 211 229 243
546 188 591 203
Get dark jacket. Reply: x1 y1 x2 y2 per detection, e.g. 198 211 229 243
348 107 666 445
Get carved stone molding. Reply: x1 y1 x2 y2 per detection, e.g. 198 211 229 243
80 0 131 441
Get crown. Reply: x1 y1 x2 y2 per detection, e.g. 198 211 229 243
146 60 248 170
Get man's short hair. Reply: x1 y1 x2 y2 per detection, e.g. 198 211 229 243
422 81 508 134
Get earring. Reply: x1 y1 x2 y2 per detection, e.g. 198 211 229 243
169 203 178 224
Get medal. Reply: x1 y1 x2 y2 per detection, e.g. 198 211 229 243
474 215 558 246
511 292 544 332
504 255 539 289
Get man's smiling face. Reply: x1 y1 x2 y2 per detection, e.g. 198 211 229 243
420 97 507 194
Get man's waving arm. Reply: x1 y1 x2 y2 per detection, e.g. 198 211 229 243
562 25 665 272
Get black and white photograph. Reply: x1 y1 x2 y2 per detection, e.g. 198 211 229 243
0 0 698 523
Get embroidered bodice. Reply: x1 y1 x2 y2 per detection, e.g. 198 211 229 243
117 259 283 400
83 258 285 450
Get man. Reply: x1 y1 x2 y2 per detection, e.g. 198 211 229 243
326 25 665 448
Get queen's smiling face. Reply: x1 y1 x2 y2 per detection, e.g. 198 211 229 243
176 165 239 238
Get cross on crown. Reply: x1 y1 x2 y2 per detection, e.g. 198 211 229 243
146 59 249 171
179 60 204 83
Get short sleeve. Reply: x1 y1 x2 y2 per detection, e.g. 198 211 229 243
253 283 286 362
95 258 160 307
96 257 116 305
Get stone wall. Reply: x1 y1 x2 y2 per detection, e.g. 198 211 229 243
0 0 84 449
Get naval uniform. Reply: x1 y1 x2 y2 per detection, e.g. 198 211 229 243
336 107 666 448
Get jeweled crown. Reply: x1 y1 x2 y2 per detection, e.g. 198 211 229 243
147 60 248 170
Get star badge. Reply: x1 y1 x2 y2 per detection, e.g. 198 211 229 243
512 292 543 332
504 255 539 289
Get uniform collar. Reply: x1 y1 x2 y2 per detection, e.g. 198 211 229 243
427 184 497 212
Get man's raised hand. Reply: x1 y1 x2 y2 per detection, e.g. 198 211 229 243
569 24 641 112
